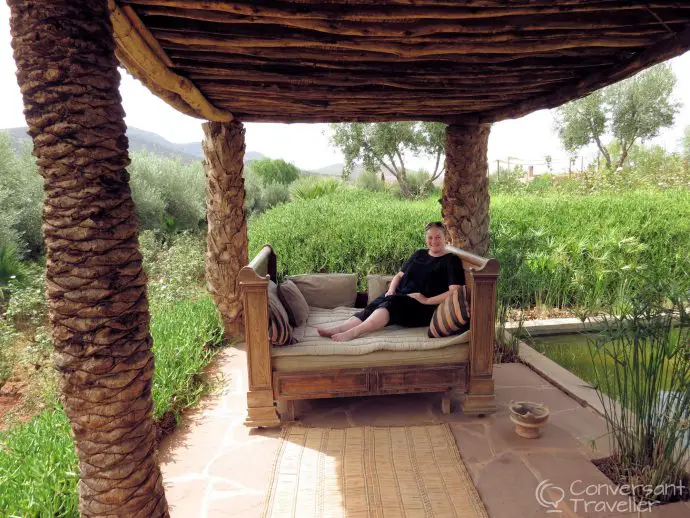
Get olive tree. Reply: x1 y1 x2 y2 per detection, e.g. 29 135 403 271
555 63 680 171
328 122 446 199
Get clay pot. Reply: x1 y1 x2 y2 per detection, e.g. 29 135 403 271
509 401 550 439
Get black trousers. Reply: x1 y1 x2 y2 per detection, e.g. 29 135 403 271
354 294 437 327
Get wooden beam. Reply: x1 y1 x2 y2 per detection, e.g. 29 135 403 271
153 30 653 57
480 24 690 122
121 4 174 66
137 7 684 38
166 49 618 72
109 0 233 121
123 1 690 22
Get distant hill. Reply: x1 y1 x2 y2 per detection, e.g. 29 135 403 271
2 126 266 164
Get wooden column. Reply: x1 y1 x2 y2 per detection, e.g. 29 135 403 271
441 123 491 256
7 0 168 515
202 121 248 340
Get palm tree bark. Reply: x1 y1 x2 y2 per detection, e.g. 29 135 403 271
8 1 168 516
441 123 491 256
202 121 248 340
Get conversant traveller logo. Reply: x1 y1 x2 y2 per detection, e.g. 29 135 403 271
534 479 687 514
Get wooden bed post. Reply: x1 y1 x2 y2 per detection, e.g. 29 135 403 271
239 253 280 428
463 262 499 415
203 121 248 341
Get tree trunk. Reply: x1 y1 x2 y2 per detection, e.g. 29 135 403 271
441 123 491 256
202 121 248 340
8 1 168 516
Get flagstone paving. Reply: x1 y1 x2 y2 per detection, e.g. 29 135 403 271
159 346 690 518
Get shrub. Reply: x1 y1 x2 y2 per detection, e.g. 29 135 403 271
262 182 291 210
249 158 300 185
355 169 385 192
243 166 265 215
128 151 206 233
291 175 341 200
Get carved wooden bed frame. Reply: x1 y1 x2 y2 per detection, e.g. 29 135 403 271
238 244 500 428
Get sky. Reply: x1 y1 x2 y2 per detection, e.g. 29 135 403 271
1 3 689 174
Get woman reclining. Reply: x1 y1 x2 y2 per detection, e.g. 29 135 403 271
317 221 465 342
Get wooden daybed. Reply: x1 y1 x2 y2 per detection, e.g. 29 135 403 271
239 244 500 428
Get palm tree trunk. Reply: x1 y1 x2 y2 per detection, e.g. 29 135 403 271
441 123 491 256
202 121 248 340
8 1 168 515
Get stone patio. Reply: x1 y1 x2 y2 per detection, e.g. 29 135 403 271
159 346 690 517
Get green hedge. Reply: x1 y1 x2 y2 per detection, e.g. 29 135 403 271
249 188 690 308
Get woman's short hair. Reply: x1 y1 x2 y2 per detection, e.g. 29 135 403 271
425 221 447 234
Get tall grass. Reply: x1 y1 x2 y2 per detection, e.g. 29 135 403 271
588 291 690 503
249 188 690 308
151 296 224 421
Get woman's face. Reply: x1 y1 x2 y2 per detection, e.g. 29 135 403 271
426 227 446 254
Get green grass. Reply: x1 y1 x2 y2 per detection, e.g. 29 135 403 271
0 407 79 517
151 296 224 420
0 295 223 516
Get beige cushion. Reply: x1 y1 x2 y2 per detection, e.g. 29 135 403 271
278 280 309 327
274 345 468 372
366 274 395 304
272 306 469 358
285 273 357 309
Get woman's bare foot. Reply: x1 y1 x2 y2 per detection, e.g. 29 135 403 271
331 329 358 342
317 327 338 337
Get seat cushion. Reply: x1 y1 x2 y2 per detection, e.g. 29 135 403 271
366 274 395 304
285 273 358 309
278 279 309 327
271 306 469 358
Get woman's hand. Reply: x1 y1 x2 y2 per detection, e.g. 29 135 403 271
385 289 396 297
407 292 428 304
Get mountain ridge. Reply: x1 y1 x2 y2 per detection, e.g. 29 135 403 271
2 126 267 164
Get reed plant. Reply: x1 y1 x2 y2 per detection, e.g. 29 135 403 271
587 288 690 503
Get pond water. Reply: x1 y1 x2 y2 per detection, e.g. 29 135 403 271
521 331 602 387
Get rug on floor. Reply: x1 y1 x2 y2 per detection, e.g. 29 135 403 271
262 423 488 518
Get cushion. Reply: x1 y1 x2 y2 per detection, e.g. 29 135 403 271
273 306 469 358
428 285 471 338
277 280 309 327
285 273 358 309
268 281 297 346
366 274 395 304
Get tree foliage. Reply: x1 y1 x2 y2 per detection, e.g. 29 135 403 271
328 122 446 199
555 64 680 170
248 158 300 186
683 125 690 161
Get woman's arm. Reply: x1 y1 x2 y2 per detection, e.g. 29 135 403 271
385 272 405 296
408 284 459 305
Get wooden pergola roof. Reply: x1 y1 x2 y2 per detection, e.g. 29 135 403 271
110 1 690 123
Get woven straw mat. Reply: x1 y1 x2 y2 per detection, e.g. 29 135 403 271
262 423 489 518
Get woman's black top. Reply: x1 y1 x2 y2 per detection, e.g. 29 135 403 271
396 249 465 297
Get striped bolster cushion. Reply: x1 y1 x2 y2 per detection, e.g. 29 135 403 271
428 285 471 338
268 297 297 346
